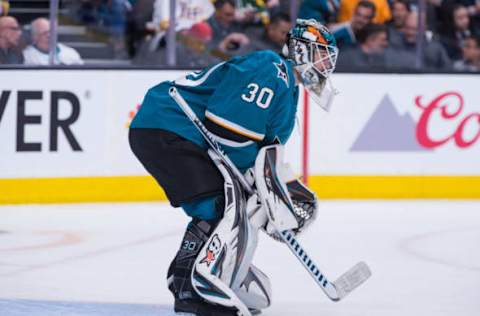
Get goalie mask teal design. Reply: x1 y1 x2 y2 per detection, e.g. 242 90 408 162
283 19 339 111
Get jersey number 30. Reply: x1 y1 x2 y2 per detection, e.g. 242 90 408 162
241 83 274 109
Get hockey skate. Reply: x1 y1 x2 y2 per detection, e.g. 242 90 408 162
167 218 240 316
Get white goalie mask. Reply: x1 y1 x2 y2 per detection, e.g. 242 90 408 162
283 19 339 111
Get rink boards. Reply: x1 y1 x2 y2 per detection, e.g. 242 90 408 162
1 70 479 203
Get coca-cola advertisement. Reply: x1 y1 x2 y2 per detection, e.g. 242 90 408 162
309 74 480 176
416 92 480 150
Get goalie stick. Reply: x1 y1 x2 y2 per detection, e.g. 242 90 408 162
168 87 371 301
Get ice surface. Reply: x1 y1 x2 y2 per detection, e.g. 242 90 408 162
0 201 479 316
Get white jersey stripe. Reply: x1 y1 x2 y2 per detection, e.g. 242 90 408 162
174 62 226 87
205 111 265 141
210 134 254 148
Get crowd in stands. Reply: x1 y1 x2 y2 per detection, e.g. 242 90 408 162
131 0 291 67
0 13 83 65
332 0 480 71
0 0 479 72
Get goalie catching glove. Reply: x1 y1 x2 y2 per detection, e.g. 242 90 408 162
251 144 318 239
287 178 318 234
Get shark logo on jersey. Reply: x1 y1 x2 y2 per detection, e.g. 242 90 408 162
274 60 289 88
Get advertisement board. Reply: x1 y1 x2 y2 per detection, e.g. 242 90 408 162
305 74 480 198
1 70 479 203
311 74 480 175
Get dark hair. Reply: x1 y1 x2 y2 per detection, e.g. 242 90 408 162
452 3 469 26
452 3 467 14
391 0 411 12
213 0 236 9
270 12 291 25
464 35 480 47
356 0 377 17
357 23 387 44
438 2 467 35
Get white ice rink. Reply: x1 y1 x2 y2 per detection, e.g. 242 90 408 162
0 200 479 316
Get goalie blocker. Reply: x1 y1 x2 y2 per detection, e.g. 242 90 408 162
253 145 318 238
254 145 372 302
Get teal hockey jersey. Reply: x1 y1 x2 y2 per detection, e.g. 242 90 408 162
131 50 299 170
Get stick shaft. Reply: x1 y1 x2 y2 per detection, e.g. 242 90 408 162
281 230 340 300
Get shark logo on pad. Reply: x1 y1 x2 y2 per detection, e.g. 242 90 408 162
200 234 222 267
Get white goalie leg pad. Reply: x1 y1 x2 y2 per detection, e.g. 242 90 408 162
254 145 299 232
191 150 258 316
235 264 272 311
246 193 268 231
236 194 272 311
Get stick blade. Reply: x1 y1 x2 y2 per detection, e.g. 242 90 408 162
333 261 371 300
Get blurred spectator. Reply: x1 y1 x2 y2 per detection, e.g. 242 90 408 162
208 0 253 56
180 21 250 59
77 0 101 25
149 0 214 33
466 0 480 32
337 0 391 24
134 21 219 67
440 0 480 34
298 0 340 25
76 0 131 58
78 0 130 29
387 0 410 48
23 18 84 65
102 0 130 34
440 4 479 60
193 1 250 58
133 20 248 66
102 0 131 58
0 1 9 16
186 20 213 42
270 0 290 15
422 0 445 33
266 0 280 9
247 12 292 53
143 0 214 53
337 23 388 69
216 32 250 54
127 0 155 56
235 0 280 25
207 0 242 45
337 23 414 70
130 0 155 33
395 12 452 70
453 35 480 71
0 16 23 64
331 0 375 48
